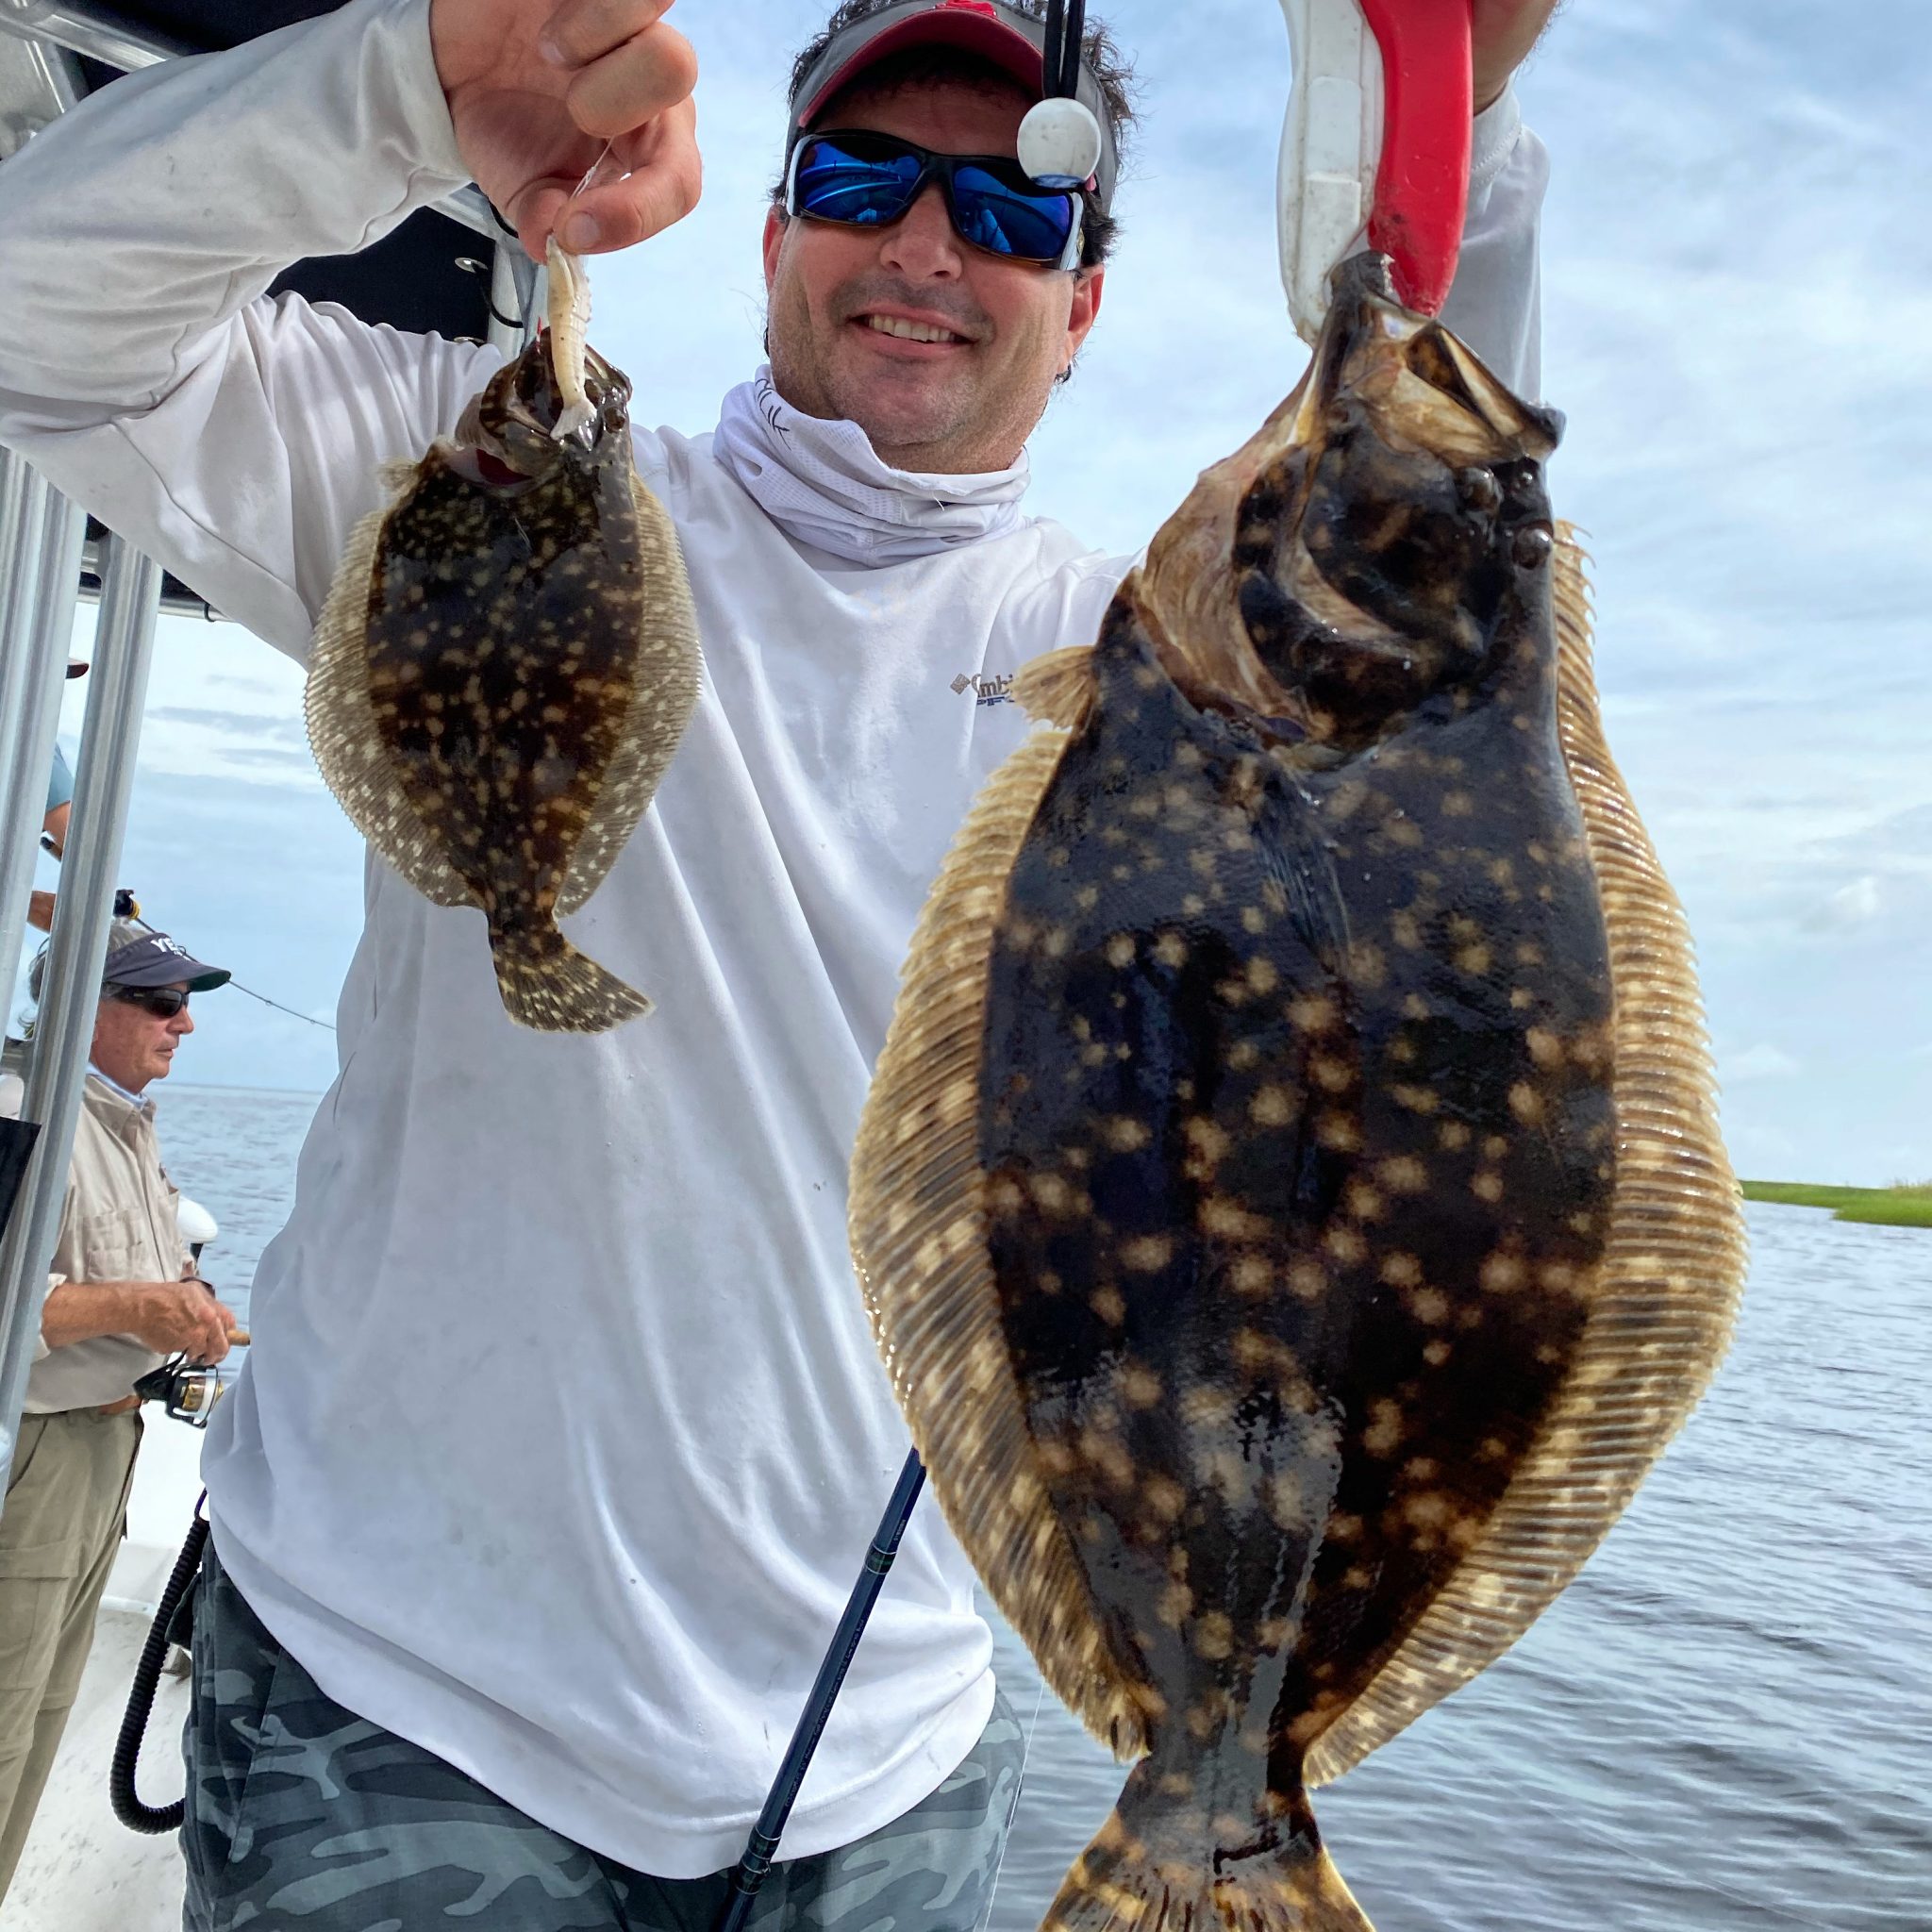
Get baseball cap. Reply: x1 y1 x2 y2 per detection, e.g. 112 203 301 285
789 0 1121 212
100 921 230 993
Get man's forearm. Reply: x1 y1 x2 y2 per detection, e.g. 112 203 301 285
0 0 467 423
40 1280 141 1350
0 0 496 655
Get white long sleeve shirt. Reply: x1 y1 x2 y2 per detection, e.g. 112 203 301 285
0 0 1547 1876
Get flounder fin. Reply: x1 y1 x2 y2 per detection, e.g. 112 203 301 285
556 475 704 917
305 489 472 909
1011 645 1096 728
849 725 1156 1763
491 920 652 1033
1306 525 1748 1787
1045 1771 1371 1932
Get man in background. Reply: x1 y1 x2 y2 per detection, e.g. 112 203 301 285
0 921 234 1897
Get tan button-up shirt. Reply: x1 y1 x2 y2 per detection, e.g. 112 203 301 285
0 1057 187 1412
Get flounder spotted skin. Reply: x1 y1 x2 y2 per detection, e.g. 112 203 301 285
307 290 700 1032
851 257 1745 1932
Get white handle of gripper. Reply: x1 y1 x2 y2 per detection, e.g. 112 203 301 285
176 1196 219 1250
1019 95 1104 191
1278 0 1384 346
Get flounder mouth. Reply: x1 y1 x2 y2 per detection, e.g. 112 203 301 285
1300 253 1563 472
449 341 633 485
1126 252 1565 746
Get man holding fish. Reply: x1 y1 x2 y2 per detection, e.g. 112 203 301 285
0 1 1567 1925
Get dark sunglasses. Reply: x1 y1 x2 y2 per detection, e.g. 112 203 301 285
111 986 190 1019
786 130 1086 272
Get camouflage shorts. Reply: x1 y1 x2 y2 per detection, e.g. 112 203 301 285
181 1542 1024 1932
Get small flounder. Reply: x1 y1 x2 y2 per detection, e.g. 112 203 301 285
307 248 700 1031
850 255 1747 1932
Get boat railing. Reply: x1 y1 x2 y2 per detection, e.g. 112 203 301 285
0 451 157 1488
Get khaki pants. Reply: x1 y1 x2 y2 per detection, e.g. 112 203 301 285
0 1407 142 1899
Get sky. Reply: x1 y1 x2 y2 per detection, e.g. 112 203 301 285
11 0 1929 1187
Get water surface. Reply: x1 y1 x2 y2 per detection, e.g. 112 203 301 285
153 1096 1928 1929
986 1205 1930 1932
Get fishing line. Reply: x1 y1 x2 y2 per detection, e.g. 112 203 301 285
1502 1786 1839 1929
125 907 335 1034
34 840 336 1033
1562 1816 1835 1929
974 1666 1049 1932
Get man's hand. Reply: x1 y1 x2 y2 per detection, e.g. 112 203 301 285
1473 0 1562 113
124 1281 236 1365
25 891 54 934
429 0 701 260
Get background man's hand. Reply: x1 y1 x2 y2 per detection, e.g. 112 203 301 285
429 0 701 260
25 891 54 934
1473 0 1562 112
125 1280 235 1365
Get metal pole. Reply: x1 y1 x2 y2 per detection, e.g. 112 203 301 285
0 487 87 1009
21 31 84 112
714 1451 927 1932
0 535 160 1492
0 1 192 72
0 454 48 828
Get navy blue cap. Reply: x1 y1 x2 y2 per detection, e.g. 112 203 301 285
101 922 229 993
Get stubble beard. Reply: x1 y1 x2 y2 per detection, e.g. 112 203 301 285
767 273 1042 475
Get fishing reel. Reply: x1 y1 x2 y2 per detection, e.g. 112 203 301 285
133 1356 228 1427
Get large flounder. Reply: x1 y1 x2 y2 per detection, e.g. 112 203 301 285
307 246 700 1031
850 255 1746 1932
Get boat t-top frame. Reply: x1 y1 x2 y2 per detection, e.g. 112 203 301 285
0 0 542 1490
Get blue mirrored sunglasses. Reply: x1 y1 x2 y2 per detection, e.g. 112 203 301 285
786 130 1086 273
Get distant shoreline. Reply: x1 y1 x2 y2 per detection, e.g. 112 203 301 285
167 1080 327 1103
1742 1182 1932 1229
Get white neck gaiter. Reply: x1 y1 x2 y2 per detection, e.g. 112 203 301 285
710 367 1030 567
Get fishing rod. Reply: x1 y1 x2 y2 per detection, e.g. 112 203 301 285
714 1450 926 1932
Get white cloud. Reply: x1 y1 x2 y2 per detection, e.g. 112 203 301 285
1724 1044 1802 1084
1803 876 1885 935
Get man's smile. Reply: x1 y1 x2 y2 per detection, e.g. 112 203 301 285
851 305 977 355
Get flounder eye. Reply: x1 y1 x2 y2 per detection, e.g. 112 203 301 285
1457 467 1503 514
1512 525 1555 571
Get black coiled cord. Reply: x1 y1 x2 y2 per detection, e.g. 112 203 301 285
1042 0 1089 102
109 1508 208 1834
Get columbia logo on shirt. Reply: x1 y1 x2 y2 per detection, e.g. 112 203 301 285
951 672 1014 708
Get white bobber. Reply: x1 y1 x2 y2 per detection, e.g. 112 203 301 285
1018 95 1103 192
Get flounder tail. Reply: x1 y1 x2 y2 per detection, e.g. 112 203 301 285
1045 1768 1373 1932
490 922 651 1034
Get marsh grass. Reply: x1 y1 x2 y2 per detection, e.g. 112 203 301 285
1741 1181 1932 1228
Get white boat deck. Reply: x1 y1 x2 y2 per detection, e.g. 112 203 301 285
1 1416 210 1931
